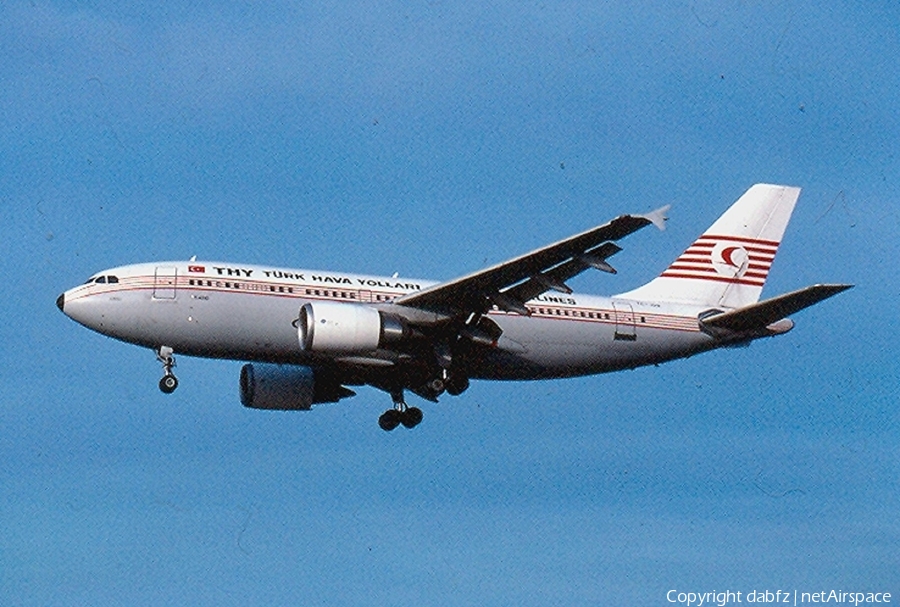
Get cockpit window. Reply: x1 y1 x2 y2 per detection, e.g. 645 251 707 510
84 275 120 284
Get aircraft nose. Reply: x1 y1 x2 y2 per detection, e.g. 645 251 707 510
56 292 65 313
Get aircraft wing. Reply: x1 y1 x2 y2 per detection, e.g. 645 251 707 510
394 206 669 316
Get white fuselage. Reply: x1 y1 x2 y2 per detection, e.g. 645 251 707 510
60 261 718 380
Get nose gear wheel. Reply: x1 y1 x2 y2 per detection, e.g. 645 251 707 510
159 374 178 393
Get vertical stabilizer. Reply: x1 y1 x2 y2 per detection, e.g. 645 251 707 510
616 184 801 309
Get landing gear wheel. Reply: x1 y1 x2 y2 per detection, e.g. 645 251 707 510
378 409 402 432
445 374 469 396
401 407 423 429
156 346 178 394
159 374 178 394
379 389 423 431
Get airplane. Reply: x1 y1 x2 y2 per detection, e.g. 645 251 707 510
57 184 851 431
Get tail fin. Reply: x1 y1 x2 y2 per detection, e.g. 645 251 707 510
616 184 801 309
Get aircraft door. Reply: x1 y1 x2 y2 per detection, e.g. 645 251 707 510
153 266 178 300
612 301 636 341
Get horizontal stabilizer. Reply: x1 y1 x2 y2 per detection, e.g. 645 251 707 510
701 284 853 333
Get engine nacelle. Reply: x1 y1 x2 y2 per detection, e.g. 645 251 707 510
297 301 407 354
239 363 353 410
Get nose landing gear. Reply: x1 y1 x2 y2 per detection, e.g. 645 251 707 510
156 346 178 394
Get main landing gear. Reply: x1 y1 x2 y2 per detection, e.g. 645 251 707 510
378 391 422 432
424 370 470 398
444 373 469 396
376 369 469 431
156 346 178 394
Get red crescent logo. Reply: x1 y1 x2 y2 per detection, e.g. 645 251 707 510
721 246 740 268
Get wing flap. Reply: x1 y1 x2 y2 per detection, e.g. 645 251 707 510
502 242 622 306
700 284 853 333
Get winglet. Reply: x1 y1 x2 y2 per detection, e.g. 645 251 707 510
639 205 670 231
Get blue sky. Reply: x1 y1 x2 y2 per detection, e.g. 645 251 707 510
1 1 898 605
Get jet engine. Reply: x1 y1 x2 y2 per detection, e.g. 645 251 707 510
239 363 354 410
297 301 408 354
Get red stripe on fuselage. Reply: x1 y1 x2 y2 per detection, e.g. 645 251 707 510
69 273 704 334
